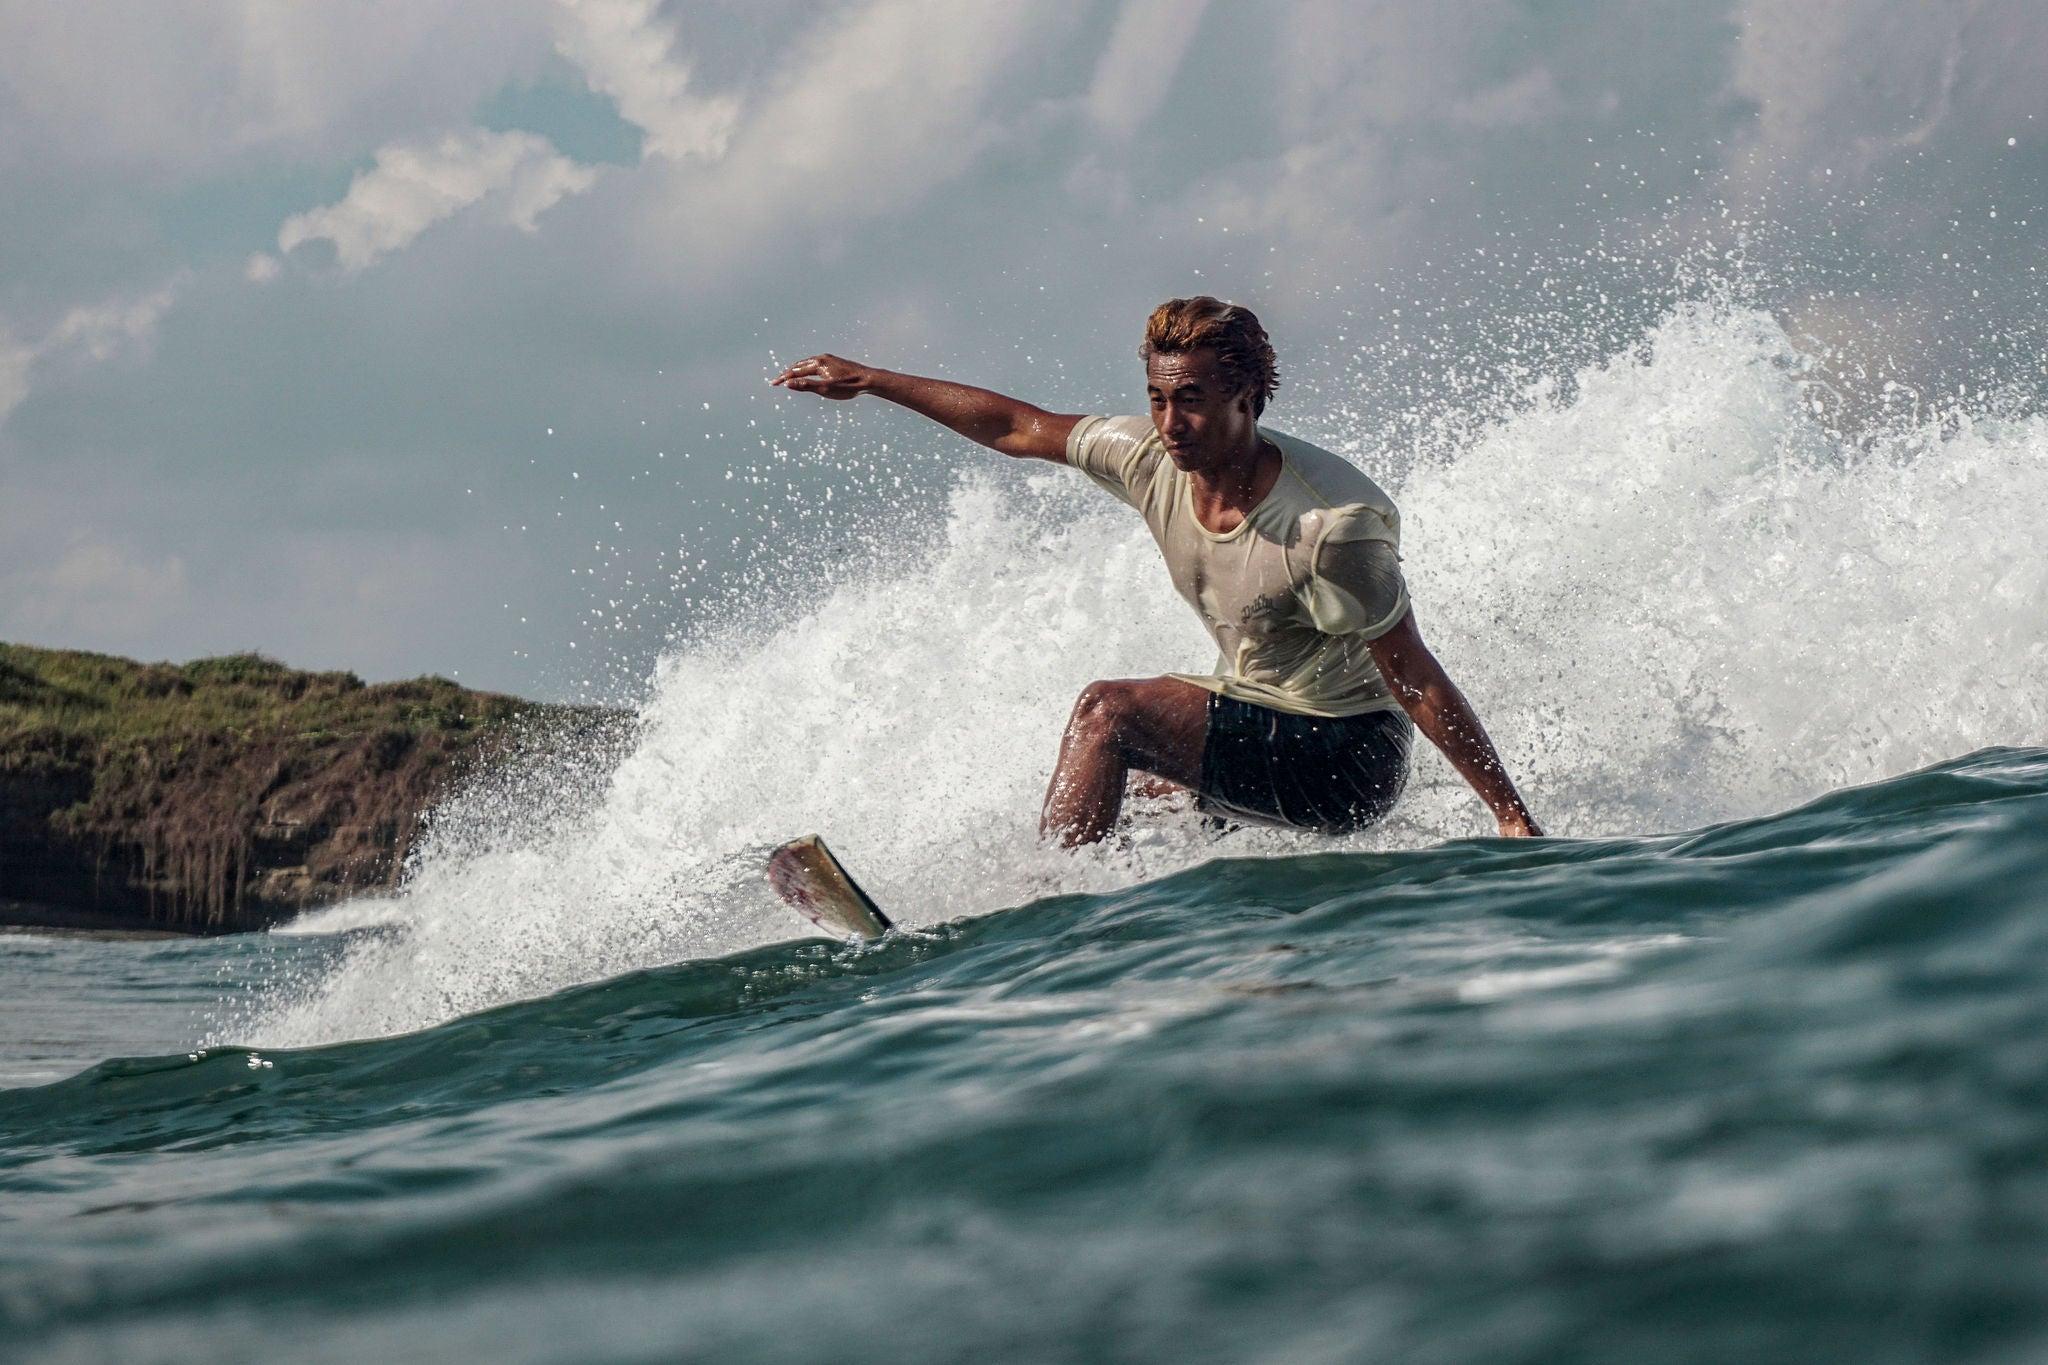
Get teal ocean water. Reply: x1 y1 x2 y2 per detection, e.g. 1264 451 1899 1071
5 749 2048 1361
5 304 2047 1361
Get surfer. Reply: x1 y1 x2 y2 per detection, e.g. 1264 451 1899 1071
772 296 1542 845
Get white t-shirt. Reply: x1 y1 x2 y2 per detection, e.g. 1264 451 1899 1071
1067 415 1409 718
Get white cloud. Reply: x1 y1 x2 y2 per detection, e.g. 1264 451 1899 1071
1727 0 2048 192
0 279 182 427
276 128 597 272
1445 67 1564 130
1731 0 1963 181
1162 0 1525 260
8 0 2048 696
1085 0 1211 144
0 1 555 173
552 0 738 162
625 0 1076 268
0 335 31 424
41 281 183 362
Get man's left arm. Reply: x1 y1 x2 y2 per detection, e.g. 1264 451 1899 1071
1367 610 1543 838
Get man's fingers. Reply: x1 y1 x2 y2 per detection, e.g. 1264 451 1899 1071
771 355 842 389
772 353 865 399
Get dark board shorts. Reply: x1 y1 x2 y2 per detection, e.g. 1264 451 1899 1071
1197 694 1414 835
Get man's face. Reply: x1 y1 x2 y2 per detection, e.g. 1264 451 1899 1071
1146 348 1258 473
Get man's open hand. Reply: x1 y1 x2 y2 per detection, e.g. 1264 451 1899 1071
771 354 876 401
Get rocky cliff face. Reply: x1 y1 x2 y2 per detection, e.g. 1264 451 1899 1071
0 645 603 934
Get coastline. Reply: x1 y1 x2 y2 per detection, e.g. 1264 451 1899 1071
0 897 198 938
0 643 614 935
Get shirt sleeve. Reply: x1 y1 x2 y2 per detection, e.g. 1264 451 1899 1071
1064 415 1156 506
1302 507 1408 639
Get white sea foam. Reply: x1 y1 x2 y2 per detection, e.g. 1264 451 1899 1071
1396 301 2047 836
244 303 2048 1046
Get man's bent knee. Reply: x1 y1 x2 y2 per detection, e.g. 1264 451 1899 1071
1068 680 1142 742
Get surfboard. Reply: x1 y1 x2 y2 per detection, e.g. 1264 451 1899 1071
767 834 893 941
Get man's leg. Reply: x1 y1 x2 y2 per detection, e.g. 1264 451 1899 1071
1041 676 1212 846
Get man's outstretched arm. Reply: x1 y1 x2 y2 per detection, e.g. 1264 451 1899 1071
1367 610 1544 838
772 354 1081 462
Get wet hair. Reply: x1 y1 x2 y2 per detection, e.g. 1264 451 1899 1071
1140 296 1280 415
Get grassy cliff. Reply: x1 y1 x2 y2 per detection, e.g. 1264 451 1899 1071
0 644 603 933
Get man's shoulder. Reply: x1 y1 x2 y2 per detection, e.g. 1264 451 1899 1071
1072 414 1158 449
1067 415 1162 488
1264 427 1397 515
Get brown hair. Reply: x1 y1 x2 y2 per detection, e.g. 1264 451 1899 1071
1140 296 1280 415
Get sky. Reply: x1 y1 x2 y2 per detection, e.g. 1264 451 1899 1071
2 0 2043 701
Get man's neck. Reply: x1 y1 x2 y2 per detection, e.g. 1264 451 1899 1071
1186 433 1281 534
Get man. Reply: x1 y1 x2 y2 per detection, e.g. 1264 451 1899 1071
772 296 1542 845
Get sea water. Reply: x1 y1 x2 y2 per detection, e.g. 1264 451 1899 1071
3 303 2047 1362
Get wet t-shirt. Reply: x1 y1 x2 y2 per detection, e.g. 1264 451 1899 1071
1066 415 1409 718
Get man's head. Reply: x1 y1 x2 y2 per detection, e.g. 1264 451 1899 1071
1140 296 1279 472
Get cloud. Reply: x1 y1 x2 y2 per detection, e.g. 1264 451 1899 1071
0 0 555 174
619 0 1079 274
1084 0 1211 144
0 278 182 426
1445 67 1566 130
6 0 2048 698
552 0 738 162
741 2 1064 192
0 336 30 423
1728 0 2048 187
275 127 597 272
40 281 184 362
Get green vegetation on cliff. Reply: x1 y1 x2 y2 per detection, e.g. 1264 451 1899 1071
0 644 603 933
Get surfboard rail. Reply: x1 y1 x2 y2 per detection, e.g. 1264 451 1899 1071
767 834 893 941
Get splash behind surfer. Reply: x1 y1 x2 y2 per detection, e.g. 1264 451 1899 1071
773 296 1541 845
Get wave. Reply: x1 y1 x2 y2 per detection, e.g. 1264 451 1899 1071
234 301 2048 1047
12 749 2048 1360
20 747 2046 1140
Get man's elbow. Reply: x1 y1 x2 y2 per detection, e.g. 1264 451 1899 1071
1388 674 1434 719
1387 667 1453 725
997 414 1066 460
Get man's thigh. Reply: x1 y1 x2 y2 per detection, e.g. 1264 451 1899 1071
1104 676 1211 789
